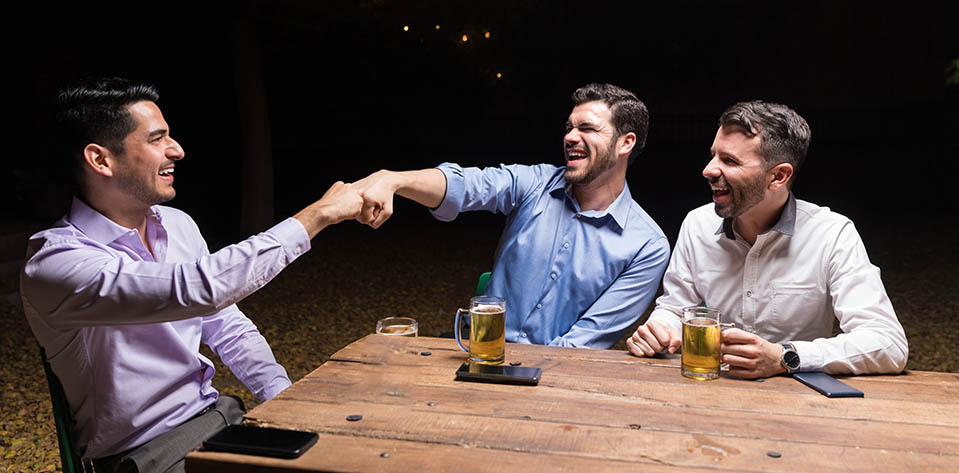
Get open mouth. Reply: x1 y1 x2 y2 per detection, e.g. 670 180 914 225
566 148 588 164
711 185 730 202
159 167 174 181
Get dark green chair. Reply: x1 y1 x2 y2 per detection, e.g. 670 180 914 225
39 347 90 473
473 271 491 296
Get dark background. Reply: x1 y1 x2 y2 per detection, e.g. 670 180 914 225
1 0 955 248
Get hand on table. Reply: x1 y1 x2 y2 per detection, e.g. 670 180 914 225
627 321 681 357
720 328 786 379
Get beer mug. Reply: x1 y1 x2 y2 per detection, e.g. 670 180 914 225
681 306 721 380
455 296 506 365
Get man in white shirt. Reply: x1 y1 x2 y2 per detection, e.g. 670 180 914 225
626 100 908 378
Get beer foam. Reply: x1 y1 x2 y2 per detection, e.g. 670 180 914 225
472 304 504 313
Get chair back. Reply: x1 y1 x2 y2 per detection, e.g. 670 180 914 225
474 271 491 297
39 347 86 473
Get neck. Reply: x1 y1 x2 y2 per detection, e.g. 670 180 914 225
82 188 150 235
571 167 627 212
734 190 790 245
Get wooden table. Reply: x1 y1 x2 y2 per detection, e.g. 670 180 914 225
187 335 959 472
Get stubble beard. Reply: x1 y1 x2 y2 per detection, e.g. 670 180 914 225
713 173 766 218
565 138 618 186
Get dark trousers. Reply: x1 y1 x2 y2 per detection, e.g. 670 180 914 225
92 396 245 473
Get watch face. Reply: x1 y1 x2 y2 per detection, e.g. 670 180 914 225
784 350 800 369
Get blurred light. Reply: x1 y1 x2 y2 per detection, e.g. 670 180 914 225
403 25 409 32
484 31 491 39
435 24 441 30
461 34 468 42
496 72 502 78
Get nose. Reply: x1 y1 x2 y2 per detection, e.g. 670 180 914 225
702 155 721 180
564 128 580 146
167 137 185 161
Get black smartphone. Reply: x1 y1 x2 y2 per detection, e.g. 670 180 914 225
792 372 864 398
455 362 541 386
202 424 318 459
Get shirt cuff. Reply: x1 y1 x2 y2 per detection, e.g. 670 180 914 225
790 340 822 372
268 217 311 262
429 163 464 222
647 307 683 332
257 377 293 402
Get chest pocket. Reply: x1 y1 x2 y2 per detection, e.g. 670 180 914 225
769 283 818 323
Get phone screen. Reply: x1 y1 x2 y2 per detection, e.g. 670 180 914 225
455 362 541 385
203 424 319 458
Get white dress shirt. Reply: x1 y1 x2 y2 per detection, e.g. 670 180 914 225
646 194 908 374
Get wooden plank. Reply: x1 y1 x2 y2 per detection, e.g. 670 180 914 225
274 361 959 455
242 399 956 473
329 336 959 403
186 433 733 473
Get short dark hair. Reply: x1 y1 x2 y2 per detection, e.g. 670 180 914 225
56 77 159 191
571 83 649 165
719 100 811 178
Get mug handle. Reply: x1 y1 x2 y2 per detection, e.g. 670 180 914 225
454 308 470 353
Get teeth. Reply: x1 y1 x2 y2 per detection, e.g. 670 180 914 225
159 169 174 176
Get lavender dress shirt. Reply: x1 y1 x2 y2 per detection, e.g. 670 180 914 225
21 198 304 458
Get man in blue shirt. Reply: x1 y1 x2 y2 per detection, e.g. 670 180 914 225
354 83 670 348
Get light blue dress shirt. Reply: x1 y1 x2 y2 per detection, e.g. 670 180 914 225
432 163 670 348
21 198 302 458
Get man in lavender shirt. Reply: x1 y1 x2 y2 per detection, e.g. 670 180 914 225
20 77 364 473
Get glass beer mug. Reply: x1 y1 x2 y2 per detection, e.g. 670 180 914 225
454 296 506 365
681 306 721 380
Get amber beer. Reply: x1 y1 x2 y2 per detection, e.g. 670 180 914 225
455 296 507 365
375 317 418 337
468 305 506 364
681 307 721 380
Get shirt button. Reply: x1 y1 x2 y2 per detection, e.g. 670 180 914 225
536 303 542 309
550 273 557 280
563 243 570 249
746 290 753 297
521 332 528 338
294 247 302 255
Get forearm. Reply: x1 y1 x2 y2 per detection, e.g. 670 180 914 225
388 168 448 208
203 307 292 401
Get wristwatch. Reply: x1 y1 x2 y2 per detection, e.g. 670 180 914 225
780 343 800 374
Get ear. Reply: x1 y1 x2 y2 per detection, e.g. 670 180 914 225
768 163 794 192
82 143 115 177
616 132 636 160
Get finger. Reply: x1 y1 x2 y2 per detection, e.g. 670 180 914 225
647 322 672 348
720 328 755 344
359 201 378 225
722 353 756 370
627 336 655 357
720 342 759 359
372 202 393 229
666 330 682 354
635 326 664 353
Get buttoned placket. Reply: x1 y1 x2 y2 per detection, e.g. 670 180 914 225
521 211 578 340
741 233 770 333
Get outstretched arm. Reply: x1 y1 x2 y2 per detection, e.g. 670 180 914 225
351 169 448 228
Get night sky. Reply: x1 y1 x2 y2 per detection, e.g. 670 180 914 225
3 1 953 245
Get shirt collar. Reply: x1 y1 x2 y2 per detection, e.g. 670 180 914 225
549 176 632 230
714 193 797 240
67 197 163 245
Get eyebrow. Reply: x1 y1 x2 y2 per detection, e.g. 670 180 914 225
147 128 168 138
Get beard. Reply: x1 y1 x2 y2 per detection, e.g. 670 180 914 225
712 172 766 218
565 136 618 186
114 163 176 207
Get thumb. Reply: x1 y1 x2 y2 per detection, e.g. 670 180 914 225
667 331 682 354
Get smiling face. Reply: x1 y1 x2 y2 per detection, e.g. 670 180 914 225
111 101 184 206
703 126 769 218
563 101 620 186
